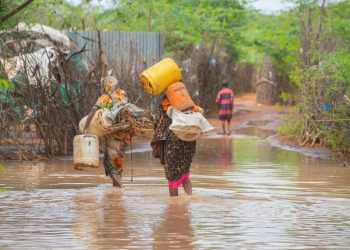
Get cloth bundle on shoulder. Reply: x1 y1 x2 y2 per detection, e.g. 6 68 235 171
79 101 146 137
79 109 112 137
166 106 214 141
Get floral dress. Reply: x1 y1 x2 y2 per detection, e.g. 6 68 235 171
95 89 131 176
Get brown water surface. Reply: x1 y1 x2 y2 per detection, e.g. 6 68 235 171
1 134 350 249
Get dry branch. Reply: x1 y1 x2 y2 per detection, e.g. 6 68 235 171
1 0 35 22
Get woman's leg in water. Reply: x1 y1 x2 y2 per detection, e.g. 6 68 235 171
169 188 179 196
104 133 130 188
103 148 124 188
182 178 192 195
109 172 123 187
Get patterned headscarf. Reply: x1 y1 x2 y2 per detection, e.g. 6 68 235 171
102 76 119 94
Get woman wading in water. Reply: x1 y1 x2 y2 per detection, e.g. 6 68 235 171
83 76 132 187
152 97 196 196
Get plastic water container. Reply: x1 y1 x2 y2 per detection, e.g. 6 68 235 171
73 134 99 170
166 82 195 111
140 58 182 96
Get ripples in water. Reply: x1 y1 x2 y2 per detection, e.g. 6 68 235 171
0 135 350 249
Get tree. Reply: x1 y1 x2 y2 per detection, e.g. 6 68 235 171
94 0 246 59
0 0 35 23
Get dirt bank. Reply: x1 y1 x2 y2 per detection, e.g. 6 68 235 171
207 93 336 160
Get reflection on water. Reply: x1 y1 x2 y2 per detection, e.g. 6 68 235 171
74 189 135 249
218 137 233 167
153 197 194 250
0 134 350 249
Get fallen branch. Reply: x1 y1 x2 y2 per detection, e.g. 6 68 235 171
257 77 277 87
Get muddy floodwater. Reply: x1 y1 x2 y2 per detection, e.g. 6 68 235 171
1 132 350 249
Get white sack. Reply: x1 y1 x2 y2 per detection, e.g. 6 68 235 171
17 23 70 47
166 106 214 141
1 47 58 85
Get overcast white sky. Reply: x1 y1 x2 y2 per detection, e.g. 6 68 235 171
251 0 294 13
68 0 293 13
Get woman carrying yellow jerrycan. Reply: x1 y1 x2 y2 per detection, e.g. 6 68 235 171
139 58 182 96
142 58 213 196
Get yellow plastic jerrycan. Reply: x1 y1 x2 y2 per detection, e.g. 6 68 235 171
140 58 182 96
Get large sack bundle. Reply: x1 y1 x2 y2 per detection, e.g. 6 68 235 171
166 107 214 141
79 104 151 138
79 109 113 137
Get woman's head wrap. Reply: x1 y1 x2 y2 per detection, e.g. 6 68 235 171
102 76 119 93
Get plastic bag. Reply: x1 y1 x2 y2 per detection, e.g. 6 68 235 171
166 106 214 141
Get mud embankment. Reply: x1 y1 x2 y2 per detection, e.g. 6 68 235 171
208 93 334 160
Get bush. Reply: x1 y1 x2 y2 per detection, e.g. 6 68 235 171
278 118 304 141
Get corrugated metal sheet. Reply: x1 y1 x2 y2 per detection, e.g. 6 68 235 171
67 31 162 67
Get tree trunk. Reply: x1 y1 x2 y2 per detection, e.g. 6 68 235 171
256 56 278 105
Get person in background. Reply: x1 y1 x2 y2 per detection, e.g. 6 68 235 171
216 82 234 135
151 96 196 196
83 76 132 187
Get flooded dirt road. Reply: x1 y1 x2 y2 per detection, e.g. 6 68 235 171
1 133 350 249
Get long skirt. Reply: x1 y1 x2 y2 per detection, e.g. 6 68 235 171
164 133 196 181
218 103 233 121
103 132 131 176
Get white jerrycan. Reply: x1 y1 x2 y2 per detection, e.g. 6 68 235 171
73 134 99 170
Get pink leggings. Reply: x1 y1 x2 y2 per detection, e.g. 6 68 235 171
168 173 190 189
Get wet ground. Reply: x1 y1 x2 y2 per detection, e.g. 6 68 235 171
1 123 350 249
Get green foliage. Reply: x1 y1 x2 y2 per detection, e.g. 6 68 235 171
322 124 350 154
1 0 246 58
279 91 295 104
0 0 102 30
240 11 299 66
0 79 11 89
238 9 300 100
94 0 246 58
318 52 350 153
286 0 350 155
278 108 304 140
